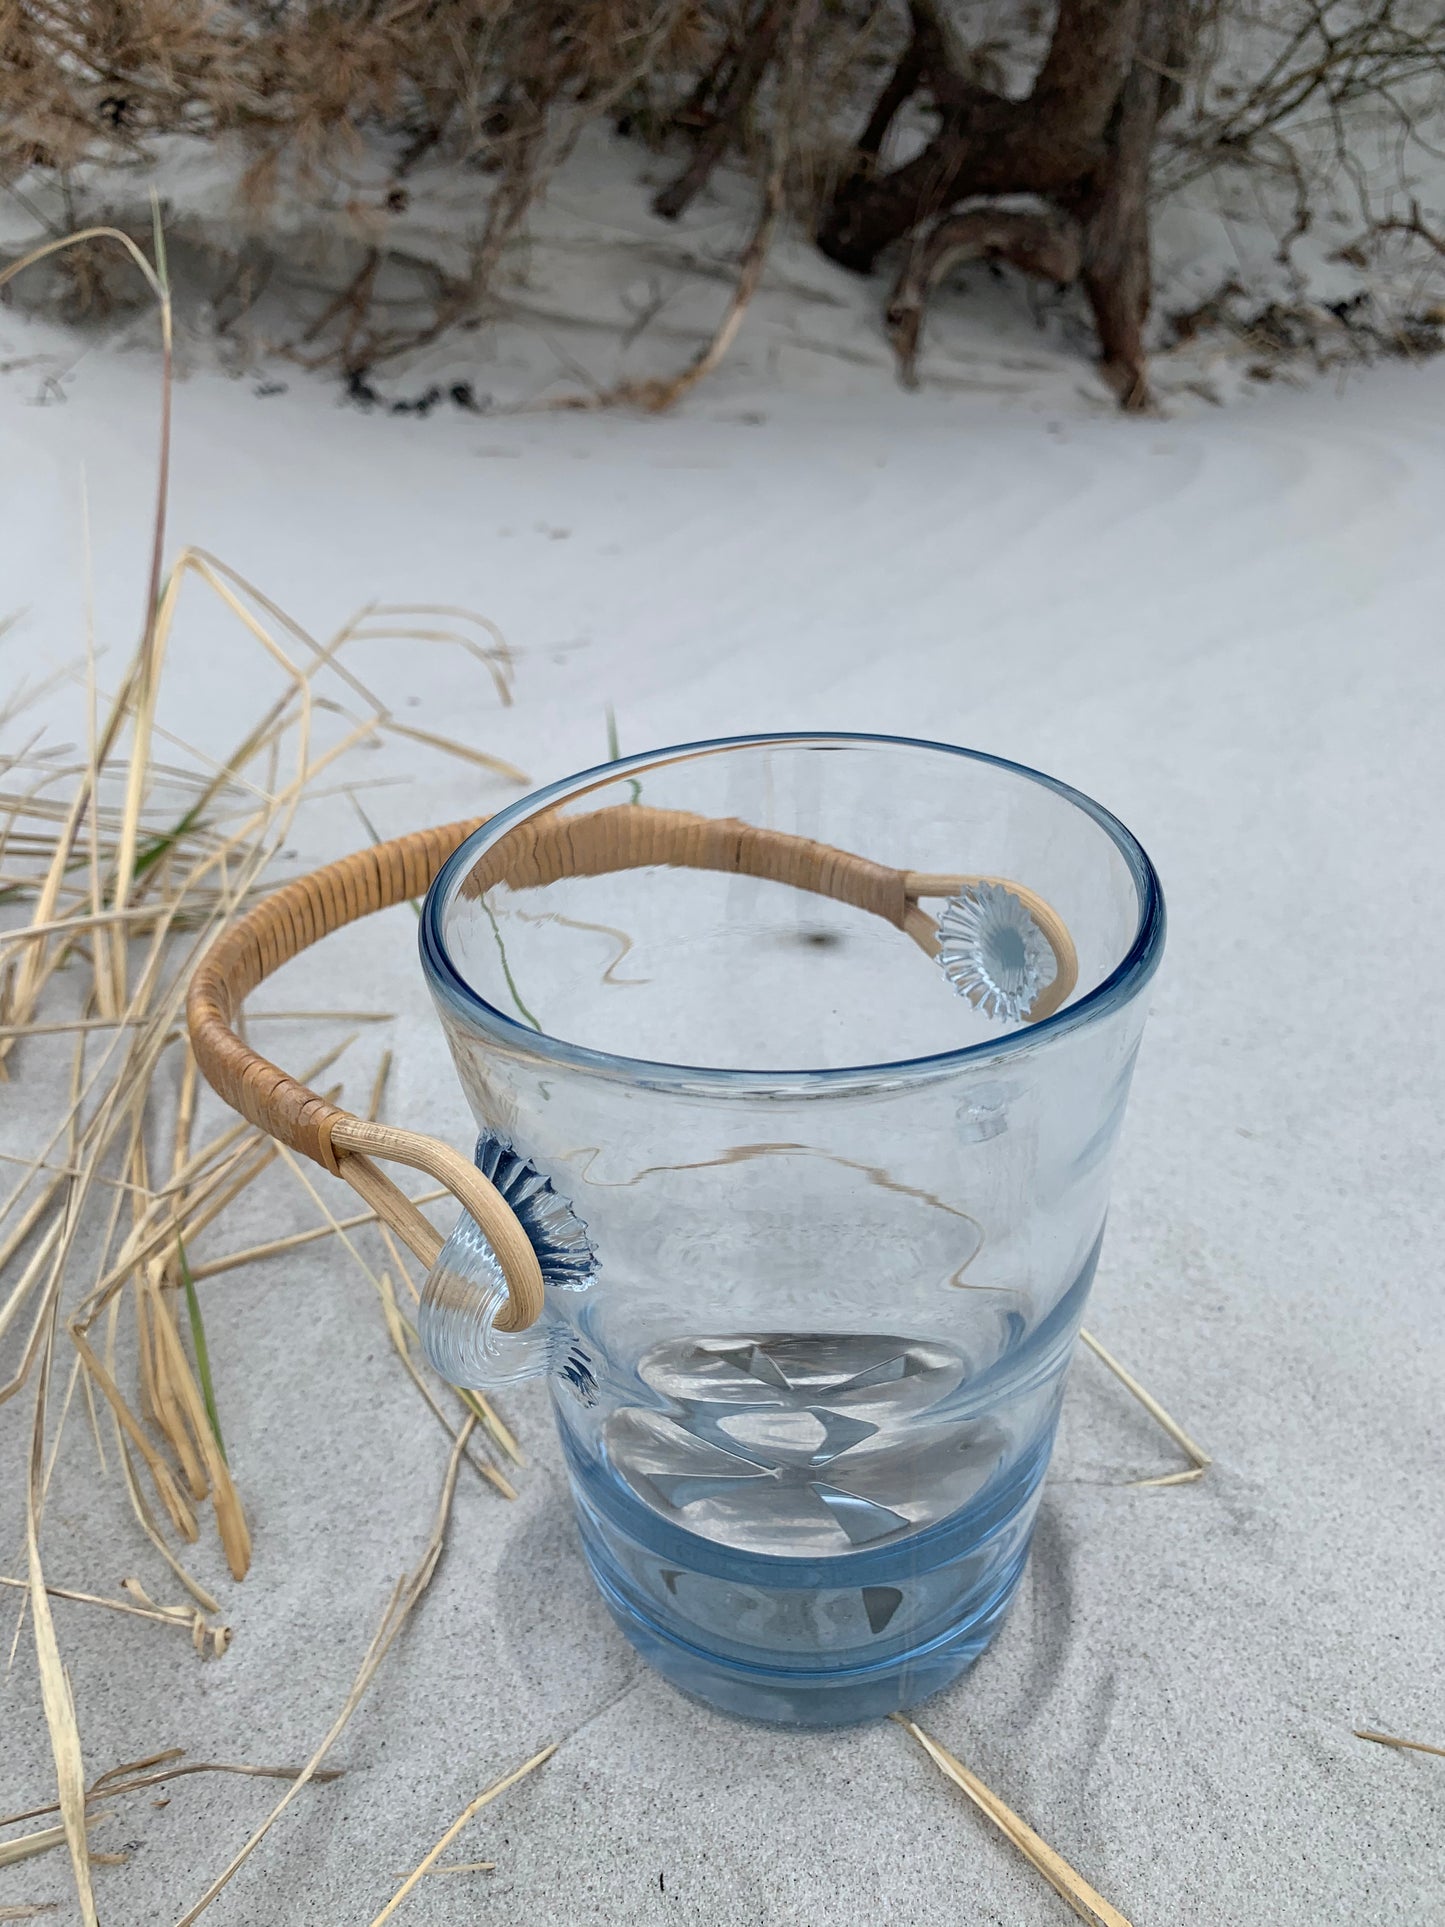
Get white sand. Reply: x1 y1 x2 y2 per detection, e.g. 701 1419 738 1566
2 337 1443 1925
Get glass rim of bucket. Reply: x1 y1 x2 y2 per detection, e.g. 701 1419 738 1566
420 731 1166 1095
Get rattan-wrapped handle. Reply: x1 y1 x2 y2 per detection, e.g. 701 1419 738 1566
187 808 1078 1341
186 818 547 1332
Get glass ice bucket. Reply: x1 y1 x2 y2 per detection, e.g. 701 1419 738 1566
415 733 1164 1726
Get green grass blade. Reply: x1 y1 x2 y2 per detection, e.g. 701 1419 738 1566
350 794 421 918
482 899 541 1030
177 1237 227 1464
132 800 205 881
604 703 641 803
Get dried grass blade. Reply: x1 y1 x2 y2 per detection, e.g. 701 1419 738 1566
88 1748 186 1791
185 548 386 716
373 717 526 784
892 1716 1133 1927
110 1428 217 1612
132 1275 162 1428
276 1151 513 1494
142 1271 209 1502
27 1324 99 1923
455 1386 523 1470
98 1761 344 1802
0 1016 180 1041
69 1332 198 1541
367 1048 394 1123
1078 1328 1212 1474
0 1814 112 1872
97 1288 218 1613
0 1217 63 1357
171 1045 198 1180
0 1175 65 1289
393 1860 495 1876
1 1275 67 1411
1 1759 343 1830
83 1136 279 1317
0 227 165 303
148 1290 250 1578
0 229 173 1032
172 1421 475 1927
366 1744 557 1926
175 1140 281 1250
109 564 181 1001
187 1189 448 1281
376 1272 515 1501
78 1354 107 1478
0 1575 220 1645
1354 1729 1445 1760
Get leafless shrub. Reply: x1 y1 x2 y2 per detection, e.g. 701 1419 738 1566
1148 2 1445 367
1 2 1442 394
1177 0 1445 194
1 1 730 366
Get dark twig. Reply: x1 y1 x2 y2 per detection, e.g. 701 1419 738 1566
654 0 791 219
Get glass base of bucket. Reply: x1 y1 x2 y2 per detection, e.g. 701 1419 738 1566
563 1416 1053 1728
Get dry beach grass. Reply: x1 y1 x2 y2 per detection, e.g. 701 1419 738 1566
0 222 535 1921
0 220 1322 1927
